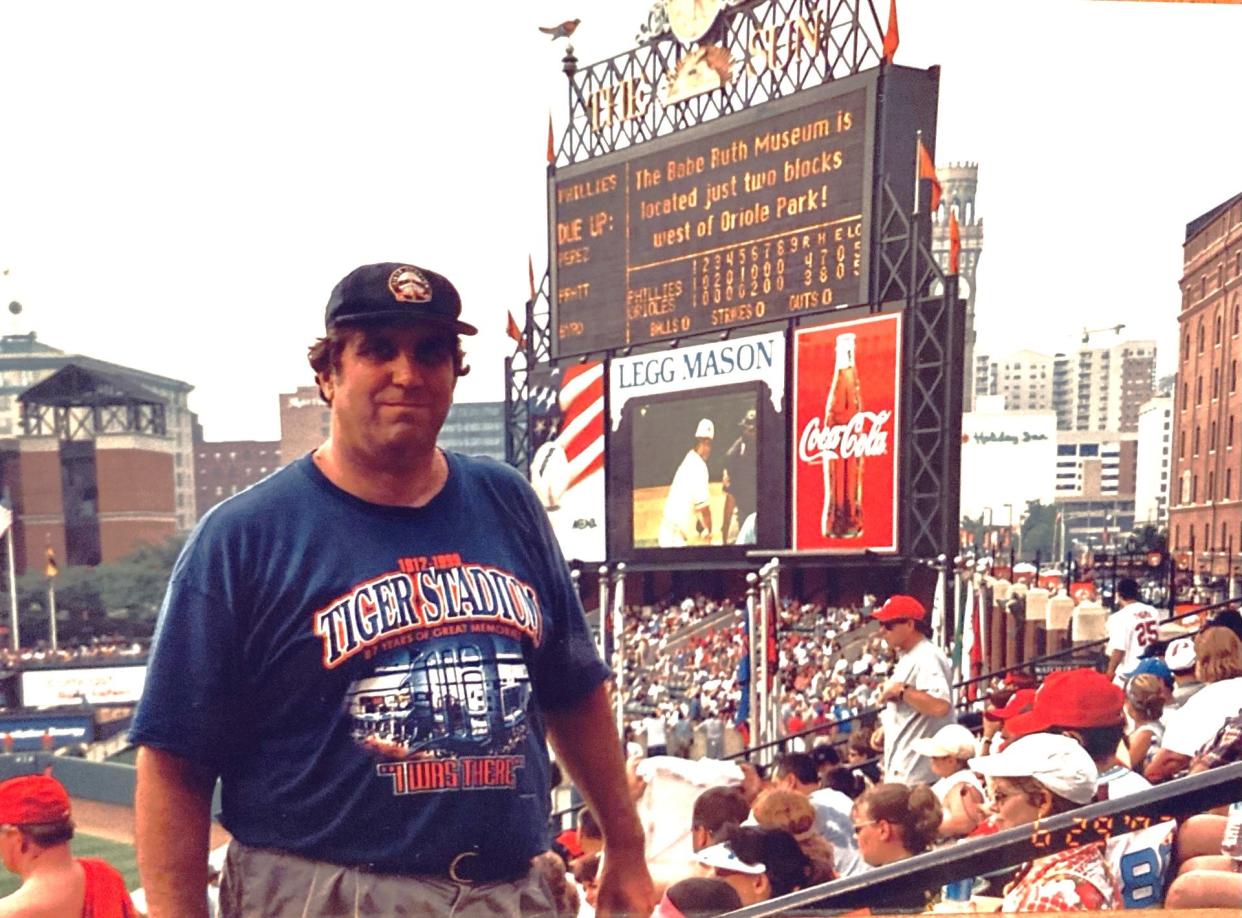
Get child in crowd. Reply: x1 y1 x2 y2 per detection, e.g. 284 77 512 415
1124 673 1166 771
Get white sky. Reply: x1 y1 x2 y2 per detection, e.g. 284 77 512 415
0 0 1237 440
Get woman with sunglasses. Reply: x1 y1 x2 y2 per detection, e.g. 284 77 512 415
970 733 1122 911
848 783 943 912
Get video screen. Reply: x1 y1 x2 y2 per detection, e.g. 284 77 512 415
630 389 759 550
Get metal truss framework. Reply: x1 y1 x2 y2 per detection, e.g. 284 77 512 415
22 402 167 440
871 177 964 565
556 0 886 165
506 0 963 564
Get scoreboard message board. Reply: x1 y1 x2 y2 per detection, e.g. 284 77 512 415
551 75 877 359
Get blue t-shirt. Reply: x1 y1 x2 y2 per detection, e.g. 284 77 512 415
130 451 609 873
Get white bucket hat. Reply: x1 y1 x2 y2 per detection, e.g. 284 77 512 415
968 732 1098 805
912 723 979 759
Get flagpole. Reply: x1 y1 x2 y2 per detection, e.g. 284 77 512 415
597 564 609 663
47 579 57 652
745 572 759 754
612 563 626 739
913 129 922 216
6 532 17 651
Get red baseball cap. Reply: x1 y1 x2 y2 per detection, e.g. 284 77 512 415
0 775 71 825
1007 669 1124 737
555 829 584 860
984 688 1037 721
872 595 926 623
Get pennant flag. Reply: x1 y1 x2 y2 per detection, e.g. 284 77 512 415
949 208 961 275
917 139 941 213
506 311 525 347
528 254 537 302
882 0 899 63
931 566 946 651
45 546 58 579
547 113 555 164
0 505 11 540
765 592 778 691
735 651 750 727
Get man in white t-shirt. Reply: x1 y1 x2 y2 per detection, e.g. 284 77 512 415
1105 578 1160 685
658 419 714 547
872 595 954 785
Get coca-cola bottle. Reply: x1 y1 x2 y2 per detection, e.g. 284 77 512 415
821 332 864 538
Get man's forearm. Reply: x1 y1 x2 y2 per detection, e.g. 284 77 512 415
1106 649 1123 677
544 682 645 851
136 746 216 918
904 686 951 717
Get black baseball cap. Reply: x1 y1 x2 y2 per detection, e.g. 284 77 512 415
325 262 478 335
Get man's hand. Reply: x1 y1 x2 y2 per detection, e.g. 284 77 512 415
878 680 906 704
544 684 658 917
594 844 658 918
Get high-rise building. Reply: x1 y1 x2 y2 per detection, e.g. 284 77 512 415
1134 397 1173 528
1168 191 1242 565
975 339 1155 432
1054 430 1139 549
931 163 984 411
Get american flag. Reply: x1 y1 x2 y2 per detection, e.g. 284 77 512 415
558 361 604 492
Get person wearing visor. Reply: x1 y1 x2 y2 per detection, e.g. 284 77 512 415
871 595 954 784
970 733 1122 911
131 263 654 917
694 825 813 907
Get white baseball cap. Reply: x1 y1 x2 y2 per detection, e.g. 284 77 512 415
696 841 765 875
912 723 979 760
968 733 1098 805
1164 636 1196 673
695 418 715 439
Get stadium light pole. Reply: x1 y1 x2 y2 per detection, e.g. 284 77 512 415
3 507 16 651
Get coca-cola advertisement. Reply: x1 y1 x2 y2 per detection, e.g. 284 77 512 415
792 313 901 553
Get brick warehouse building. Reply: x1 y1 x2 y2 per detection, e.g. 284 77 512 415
1169 191 1242 581
0 334 194 574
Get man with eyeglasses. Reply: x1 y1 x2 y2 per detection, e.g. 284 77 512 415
130 263 654 917
870 595 954 785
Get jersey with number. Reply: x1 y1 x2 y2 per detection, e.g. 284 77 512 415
1103 819 1176 909
1107 602 1160 684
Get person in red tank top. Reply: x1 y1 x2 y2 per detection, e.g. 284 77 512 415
0 774 135 918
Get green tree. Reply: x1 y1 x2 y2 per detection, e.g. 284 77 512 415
0 534 185 646
1020 500 1057 559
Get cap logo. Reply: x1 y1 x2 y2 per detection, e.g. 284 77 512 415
388 266 433 304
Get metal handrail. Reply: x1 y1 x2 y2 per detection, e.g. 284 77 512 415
725 760 1242 916
726 596 1237 760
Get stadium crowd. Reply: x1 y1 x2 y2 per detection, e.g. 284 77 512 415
619 593 895 756
0 637 147 670
551 582 1242 916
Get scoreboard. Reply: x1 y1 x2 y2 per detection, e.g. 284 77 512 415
550 76 877 359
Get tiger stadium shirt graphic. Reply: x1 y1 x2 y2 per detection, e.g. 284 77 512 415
313 551 541 795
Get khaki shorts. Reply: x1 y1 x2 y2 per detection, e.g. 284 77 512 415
219 840 558 917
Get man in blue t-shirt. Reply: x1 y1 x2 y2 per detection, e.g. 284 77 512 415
131 262 655 917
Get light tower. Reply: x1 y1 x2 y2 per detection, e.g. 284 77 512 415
931 162 984 411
